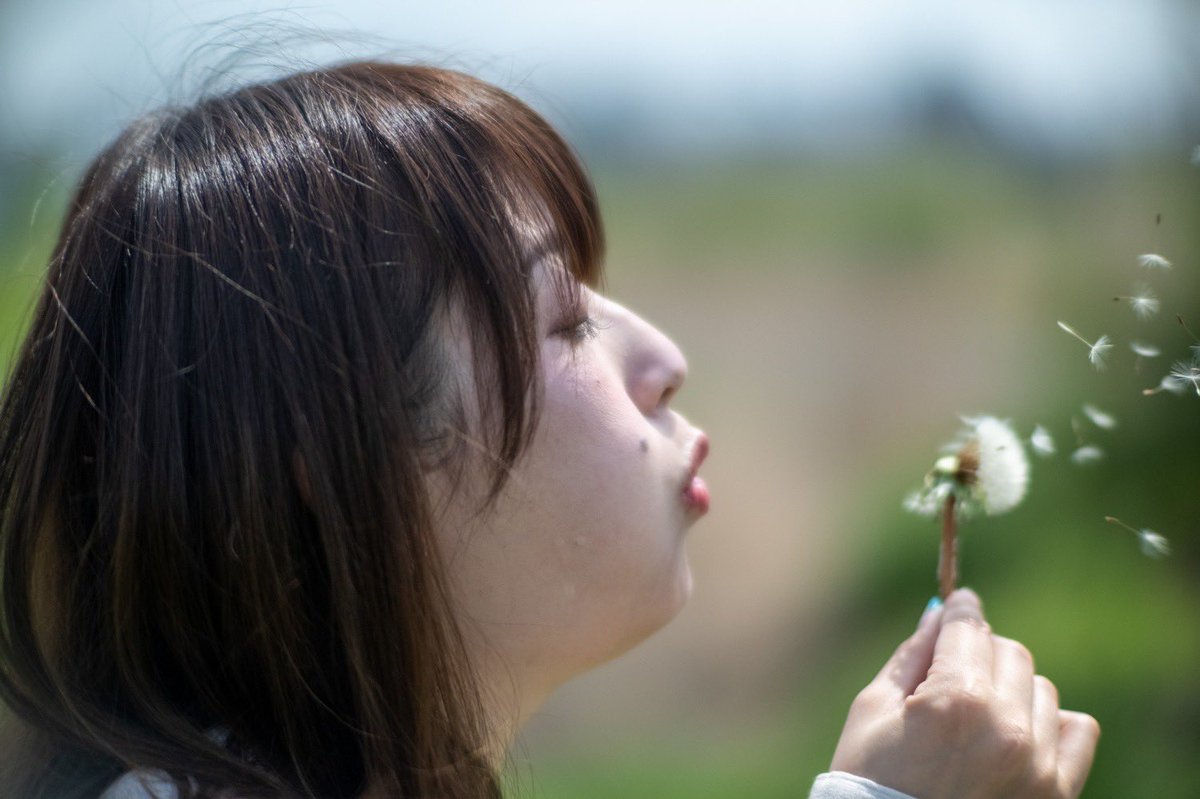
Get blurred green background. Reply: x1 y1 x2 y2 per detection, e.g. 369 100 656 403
505 149 1200 799
3 2 1200 797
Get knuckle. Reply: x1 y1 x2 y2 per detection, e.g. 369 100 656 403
1077 711 1102 739
946 615 991 634
1029 749 1060 793
998 637 1034 667
951 683 994 718
993 724 1035 767
1028 769 1059 798
851 684 880 710
910 680 993 727
1034 675 1059 705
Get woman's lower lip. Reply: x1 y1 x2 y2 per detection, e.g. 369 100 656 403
683 476 710 514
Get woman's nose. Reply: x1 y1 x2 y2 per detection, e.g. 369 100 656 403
624 312 688 416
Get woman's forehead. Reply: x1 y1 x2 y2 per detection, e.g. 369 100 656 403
513 197 600 291
532 254 589 313
512 200 600 318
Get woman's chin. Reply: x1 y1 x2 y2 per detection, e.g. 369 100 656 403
609 553 695 662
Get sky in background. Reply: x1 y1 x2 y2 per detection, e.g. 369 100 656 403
1 0 1198 167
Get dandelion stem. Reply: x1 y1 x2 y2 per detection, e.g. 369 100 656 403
1057 321 1092 348
939 494 958 600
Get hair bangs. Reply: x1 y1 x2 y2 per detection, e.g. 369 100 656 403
328 62 606 498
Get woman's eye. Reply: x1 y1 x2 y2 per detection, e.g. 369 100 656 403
559 315 599 344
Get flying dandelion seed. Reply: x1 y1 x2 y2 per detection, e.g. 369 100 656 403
1106 516 1172 559
1137 253 1172 270
1143 374 1190 396
904 416 1029 599
1029 425 1055 457
1169 361 1200 396
1082 404 1117 430
1071 446 1104 465
1089 336 1113 368
1057 321 1112 370
1139 531 1172 558
1114 285 1160 320
1130 341 1161 358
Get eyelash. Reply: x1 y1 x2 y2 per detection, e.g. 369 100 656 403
559 314 600 345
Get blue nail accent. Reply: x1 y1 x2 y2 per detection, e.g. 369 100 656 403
924 597 943 614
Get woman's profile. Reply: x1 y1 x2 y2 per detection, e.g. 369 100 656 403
0 61 1098 798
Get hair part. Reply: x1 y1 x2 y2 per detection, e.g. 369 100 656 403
0 61 604 797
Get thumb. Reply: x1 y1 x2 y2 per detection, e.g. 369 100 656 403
871 598 944 701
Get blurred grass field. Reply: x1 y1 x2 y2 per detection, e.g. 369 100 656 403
3 142 1198 798
518 145 1200 798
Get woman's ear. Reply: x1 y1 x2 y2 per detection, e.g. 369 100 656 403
292 448 314 509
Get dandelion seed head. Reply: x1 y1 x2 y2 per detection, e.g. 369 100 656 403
1029 425 1055 457
1071 445 1104 465
1137 530 1171 559
932 455 959 476
903 482 951 518
1130 341 1160 358
957 416 1030 514
906 416 1029 519
1082 403 1117 430
1137 253 1172 270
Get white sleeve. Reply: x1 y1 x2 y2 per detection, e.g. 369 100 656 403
809 771 918 799
98 770 179 799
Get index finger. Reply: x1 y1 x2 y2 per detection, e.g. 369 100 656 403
871 600 944 701
924 588 994 690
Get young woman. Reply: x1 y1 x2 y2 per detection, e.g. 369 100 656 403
0 61 1098 798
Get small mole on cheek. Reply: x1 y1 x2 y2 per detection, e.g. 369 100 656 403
639 438 649 453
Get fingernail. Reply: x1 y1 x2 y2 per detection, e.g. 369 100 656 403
918 596 943 628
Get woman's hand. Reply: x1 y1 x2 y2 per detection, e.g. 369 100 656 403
829 589 1099 799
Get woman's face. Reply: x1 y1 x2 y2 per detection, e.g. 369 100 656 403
431 261 709 719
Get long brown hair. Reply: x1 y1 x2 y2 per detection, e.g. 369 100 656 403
0 61 604 797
